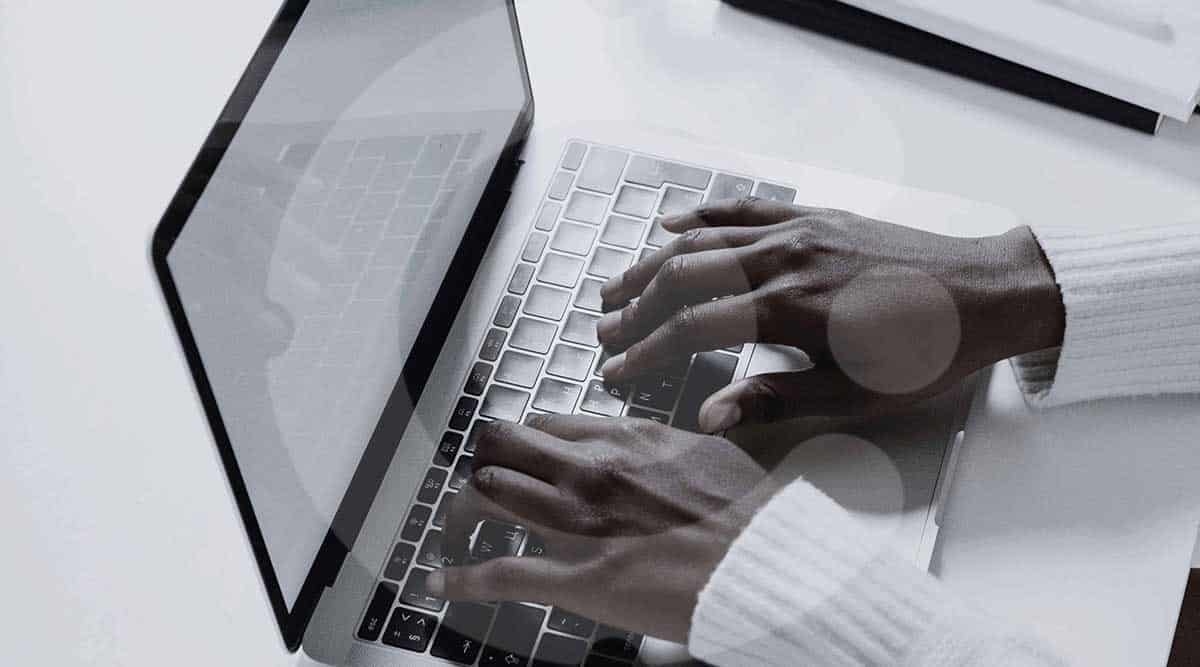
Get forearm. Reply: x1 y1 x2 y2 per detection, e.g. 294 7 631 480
1011 222 1200 407
688 480 1065 667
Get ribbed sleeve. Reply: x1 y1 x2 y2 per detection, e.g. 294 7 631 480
1011 223 1200 407
688 480 1064 667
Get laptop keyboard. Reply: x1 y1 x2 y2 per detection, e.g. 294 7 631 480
355 141 798 665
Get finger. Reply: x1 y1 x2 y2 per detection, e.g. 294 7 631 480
524 413 661 442
470 465 578 532
471 420 570 483
659 197 809 233
442 482 558 563
697 368 901 431
427 556 574 606
601 226 765 308
598 247 758 348
599 294 763 382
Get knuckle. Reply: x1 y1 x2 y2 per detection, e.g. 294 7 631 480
676 227 707 252
658 255 689 288
470 466 501 494
732 196 761 214
667 304 698 336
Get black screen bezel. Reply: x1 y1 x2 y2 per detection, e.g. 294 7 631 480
149 0 533 650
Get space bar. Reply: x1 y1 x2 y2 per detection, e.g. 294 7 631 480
671 352 738 433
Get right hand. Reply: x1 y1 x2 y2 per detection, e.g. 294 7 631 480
596 199 1064 431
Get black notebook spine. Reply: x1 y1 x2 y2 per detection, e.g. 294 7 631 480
726 0 1164 134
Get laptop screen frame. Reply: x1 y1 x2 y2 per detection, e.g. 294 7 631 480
149 0 534 650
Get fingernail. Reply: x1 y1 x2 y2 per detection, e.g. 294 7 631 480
596 312 621 341
425 570 446 597
599 278 618 300
700 401 742 433
658 214 682 230
599 352 626 378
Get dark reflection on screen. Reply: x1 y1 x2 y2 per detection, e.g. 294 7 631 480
166 0 526 608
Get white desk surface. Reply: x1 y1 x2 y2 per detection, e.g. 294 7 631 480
3 1 1199 665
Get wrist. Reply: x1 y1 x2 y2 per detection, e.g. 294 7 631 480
973 226 1065 362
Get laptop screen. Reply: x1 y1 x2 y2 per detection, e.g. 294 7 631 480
156 0 530 641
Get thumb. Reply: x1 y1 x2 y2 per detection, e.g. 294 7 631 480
698 368 882 431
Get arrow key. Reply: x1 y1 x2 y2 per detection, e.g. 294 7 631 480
431 602 496 664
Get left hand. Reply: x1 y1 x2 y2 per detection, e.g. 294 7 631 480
427 414 778 643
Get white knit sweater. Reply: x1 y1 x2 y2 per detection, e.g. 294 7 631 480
688 224 1200 666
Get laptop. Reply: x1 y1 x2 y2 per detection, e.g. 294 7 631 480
151 1 1018 665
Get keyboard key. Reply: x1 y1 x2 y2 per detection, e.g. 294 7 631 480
402 177 441 205
632 373 684 412
480 603 546 667
382 607 439 651
511 317 558 354
547 344 595 381
358 582 399 641
418 530 457 568
561 142 587 171
550 221 597 256
755 182 797 203
449 396 478 431
466 420 490 453
725 343 745 353
561 311 600 348
533 634 588 667
574 279 604 312
627 407 668 423
450 455 473 491
659 186 703 215
480 328 508 362
581 380 626 417
509 263 535 295
418 467 448 504
639 247 654 263
707 173 754 202
370 162 413 191
458 131 483 159
644 219 677 247
465 362 493 397
401 505 432 542
401 568 446 612
481 385 530 422
472 520 527 562
599 215 645 249
532 378 583 414
414 134 462 177
355 135 422 162
671 351 738 432
592 625 642 662
548 171 574 200
497 351 544 388
524 285 572 321
564 191 608 225
576 147 628 195
612 185 658 219
594 350 610 377
624 155 712 190
586 247 633 279
432 602 496 664
523 232 549 263
548 607 596 638
435 431 463 467
522 532 547 557
433 492 455 528
535 202 563 231
538 253 585 288
495 296 522 328
384 543 415 581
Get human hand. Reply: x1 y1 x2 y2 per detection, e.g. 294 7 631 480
428 415 778 644
596 199 1064 431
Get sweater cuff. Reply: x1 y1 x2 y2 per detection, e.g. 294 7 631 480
1012 224 1200 408
688 480 1061 667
